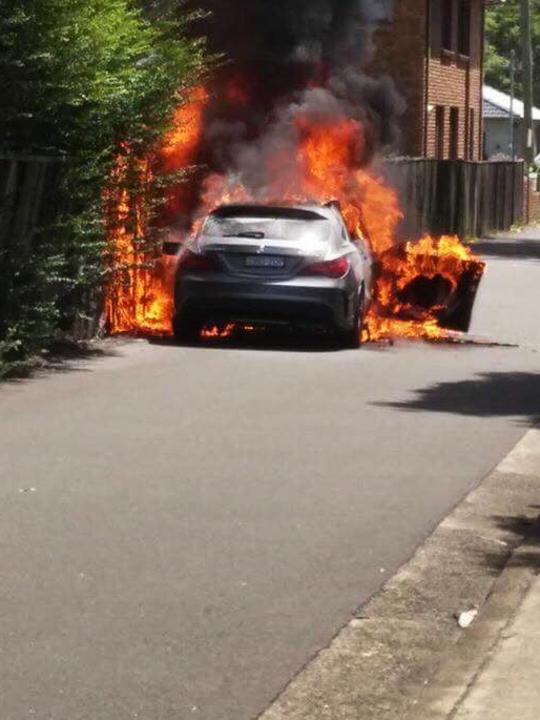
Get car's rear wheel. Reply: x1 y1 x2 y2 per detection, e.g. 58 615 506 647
337 292 364 349
173 313 200 343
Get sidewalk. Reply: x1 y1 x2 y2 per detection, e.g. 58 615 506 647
453 570 540 720
418 425 540 720
453 230 540 719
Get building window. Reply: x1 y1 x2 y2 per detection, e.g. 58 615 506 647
457 0 471 56
449 107 459 159
442 0 454 51
468 109 475 159
435 106 445 158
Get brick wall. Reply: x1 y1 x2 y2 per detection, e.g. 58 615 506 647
369 0 427 157
426 0 483 159
525 175 540 223
371 0 484 159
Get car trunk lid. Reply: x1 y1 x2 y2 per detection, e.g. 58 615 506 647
197 234 328 279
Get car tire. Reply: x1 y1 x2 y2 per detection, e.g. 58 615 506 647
173 313 199 344
337 293 364 349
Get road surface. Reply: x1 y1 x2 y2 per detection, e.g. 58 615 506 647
1 231 539 720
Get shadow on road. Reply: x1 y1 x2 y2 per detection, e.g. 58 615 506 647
471 238 540 261
373 371 540 427
482 512 540 573
149 328 379 354
0 341 119 384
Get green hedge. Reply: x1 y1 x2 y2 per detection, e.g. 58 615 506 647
0 0 208 370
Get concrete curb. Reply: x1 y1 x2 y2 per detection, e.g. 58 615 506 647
258 427 540 720
409 540 539 719
407 427 540 720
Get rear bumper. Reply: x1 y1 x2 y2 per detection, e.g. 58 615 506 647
175 275 356 330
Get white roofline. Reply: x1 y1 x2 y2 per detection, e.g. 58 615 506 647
483 84 540 121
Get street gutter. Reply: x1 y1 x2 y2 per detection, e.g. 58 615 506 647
258 427 540 720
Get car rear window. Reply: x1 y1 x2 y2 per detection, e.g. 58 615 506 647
203 214 331 243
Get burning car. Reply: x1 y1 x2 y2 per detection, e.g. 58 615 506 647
171 202 373 347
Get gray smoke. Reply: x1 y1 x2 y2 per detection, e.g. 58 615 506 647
192 0 405 199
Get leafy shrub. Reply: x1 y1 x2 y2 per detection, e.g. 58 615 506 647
0 0 207 369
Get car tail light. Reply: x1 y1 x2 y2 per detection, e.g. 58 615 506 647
178 250 217 273
300 256 350 279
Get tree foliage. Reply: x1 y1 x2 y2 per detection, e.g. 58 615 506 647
485 0 540 105
0 0 207 371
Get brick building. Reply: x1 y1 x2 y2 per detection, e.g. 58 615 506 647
371 0 484 160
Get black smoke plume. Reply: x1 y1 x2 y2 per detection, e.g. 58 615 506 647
180 1 405 216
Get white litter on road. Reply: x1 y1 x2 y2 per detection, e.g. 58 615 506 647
458 608 479 628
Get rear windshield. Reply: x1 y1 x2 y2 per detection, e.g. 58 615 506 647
203 215 331 243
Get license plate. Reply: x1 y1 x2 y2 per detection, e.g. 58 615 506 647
245 255 285 269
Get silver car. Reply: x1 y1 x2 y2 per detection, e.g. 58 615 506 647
173 202 373 347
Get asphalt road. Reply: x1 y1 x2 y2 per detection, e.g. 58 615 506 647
1 231 539 720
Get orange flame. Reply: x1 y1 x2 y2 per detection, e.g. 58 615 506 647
103 153 174 335
160 86 209 172
366 234 484 341
105 87 209 335
105 87 484 344
200 323 236 339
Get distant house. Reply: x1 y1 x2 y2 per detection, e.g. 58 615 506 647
483 85 540 159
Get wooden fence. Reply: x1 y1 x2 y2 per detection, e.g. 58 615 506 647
383 158 525 240
1 154 526 254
